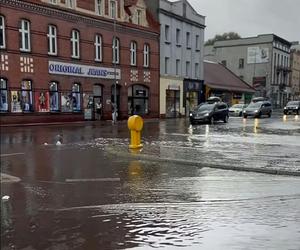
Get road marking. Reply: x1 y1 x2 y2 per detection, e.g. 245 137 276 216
65 178 120 183
0 153 25 157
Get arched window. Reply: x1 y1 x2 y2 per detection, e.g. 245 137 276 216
112 37 120 64
49 82 59 112
47 25 57 55
130 41 137 66
0 78 8 112
72 83 81 112
71 29 80 58
0 15 6 49
19 19 31 52
128 84 149 115
21 80 33 112
95 34 102 62
143 44 150 67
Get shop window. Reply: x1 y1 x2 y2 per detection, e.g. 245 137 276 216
20 80 33 112
72 83 81 112
128 84 149 115
49 82 59 111
143 44 150 68
96 0 103 15
19 19 31 52
71 29 80 59
130 41 137 66
112 37 120 64
0 15 6 49
35 91 50 112
95 34 102 62
47 25 57 55
0 78 8 112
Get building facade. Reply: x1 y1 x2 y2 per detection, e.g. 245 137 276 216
0 0 160 125
290 43 300 100
159 0 205 118
204 34 292 108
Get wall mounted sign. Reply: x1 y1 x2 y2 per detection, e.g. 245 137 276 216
49 61 121 79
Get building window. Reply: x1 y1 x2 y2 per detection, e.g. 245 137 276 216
19 19 31 52
95 34 102 62
128 84 149 115
112 37 120 64
186 61 190 76
0 15 6 49
130 41 137 66
49 82 59 112
195 63 199 78
0 78 8 112
137 9 142 25
186 32 190 48
239 75 244 80
96 0 103 15
221 60 227 67
239 58 244 69
165 57 169 74
195 35 200 50
21 80 33 112
176 28 181 45
72 83 81 112
49 0 57 4
176 59 180 76
143 44 150 68
110 0 117 19
66 0 75 8
71 29 80 58
47 25 57 55
165 25 170 42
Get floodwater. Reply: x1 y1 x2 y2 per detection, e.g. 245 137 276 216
1 114 300 249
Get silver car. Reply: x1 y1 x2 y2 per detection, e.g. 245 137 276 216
229 104 248 117
243 101 272 118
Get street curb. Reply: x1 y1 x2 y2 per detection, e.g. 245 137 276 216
108 148 300 177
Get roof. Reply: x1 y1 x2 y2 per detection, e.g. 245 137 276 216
204 61 255 93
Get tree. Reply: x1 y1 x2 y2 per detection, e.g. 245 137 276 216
205 32 241 46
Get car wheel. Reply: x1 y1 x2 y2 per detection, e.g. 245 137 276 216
268 111 272 118
190 119 195 125
256 112 262 118
243 114 247 119
224 115 229 123
283 111 287 115
239 111 242 117
210 116 215 124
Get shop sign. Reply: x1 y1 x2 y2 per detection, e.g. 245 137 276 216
49 61 121 79
168 84 180 90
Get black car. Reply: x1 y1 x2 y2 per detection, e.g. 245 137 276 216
284 101 300 115
189 102 229 124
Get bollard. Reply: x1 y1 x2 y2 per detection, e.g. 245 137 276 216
128 115 144 149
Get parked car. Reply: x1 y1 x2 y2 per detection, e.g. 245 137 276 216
229 104 248 117
190 102 229 124
243 101 272 118
283 101 300 115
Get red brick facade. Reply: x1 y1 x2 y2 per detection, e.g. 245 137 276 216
0 0 160 125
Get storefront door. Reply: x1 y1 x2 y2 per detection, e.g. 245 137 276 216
166 90 180 118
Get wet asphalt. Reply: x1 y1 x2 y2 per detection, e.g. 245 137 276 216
1 113 300 250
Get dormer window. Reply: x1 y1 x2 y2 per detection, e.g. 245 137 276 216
137 9 142 25
49 0 58 4
110 0 117 19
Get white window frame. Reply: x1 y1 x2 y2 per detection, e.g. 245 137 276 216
71 29 80 59
110 0 117 19
130 41 137 66
143 44 150 68
0 15 6 49
95 34 102 62
112 37 120 64
95 0 103 15
19 19 31 52
47 25 57 55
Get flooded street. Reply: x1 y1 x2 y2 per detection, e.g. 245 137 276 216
1 114 300 249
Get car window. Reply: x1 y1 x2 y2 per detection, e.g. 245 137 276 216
196 103 215 112
247 102 262 108
217 104 227 110
287 101 300 106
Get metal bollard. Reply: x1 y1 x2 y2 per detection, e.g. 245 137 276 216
128 115 144 149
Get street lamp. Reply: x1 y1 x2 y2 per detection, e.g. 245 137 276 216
112 10 117 124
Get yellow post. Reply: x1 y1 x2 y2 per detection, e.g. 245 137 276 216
128 115 144 149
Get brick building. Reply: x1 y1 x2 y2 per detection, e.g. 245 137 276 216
0 0 160 124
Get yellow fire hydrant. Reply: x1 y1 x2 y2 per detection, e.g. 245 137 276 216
128 115 144 149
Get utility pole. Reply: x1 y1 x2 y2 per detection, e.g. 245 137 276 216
112 9 117 124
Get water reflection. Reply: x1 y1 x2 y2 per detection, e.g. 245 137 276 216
283 115 287 122
254 118 259 134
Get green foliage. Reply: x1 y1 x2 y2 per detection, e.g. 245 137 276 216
205 32 241 45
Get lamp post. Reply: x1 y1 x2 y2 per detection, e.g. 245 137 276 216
112 10 117 124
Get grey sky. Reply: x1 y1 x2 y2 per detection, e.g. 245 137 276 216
171 0 300 42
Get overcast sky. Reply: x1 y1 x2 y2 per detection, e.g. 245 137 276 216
170 0 300 42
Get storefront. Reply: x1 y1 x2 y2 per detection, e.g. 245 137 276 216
184 79 205 115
